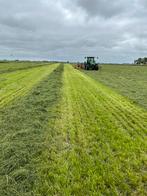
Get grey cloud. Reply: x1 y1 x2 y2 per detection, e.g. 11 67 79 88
75 0 129 18
0 0 146 62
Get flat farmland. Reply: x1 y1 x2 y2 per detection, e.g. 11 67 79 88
83 64 147 109
0 62 147 195
0 62 59 107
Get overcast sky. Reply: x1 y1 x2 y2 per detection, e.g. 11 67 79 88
0 0 147 63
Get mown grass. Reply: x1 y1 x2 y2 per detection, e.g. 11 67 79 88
33 65 147 195
0 63 59 107
0 64 64 196
0 63 147 195
0 61 50 74
82 64 147 109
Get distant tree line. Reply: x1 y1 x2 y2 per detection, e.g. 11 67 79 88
134 57 147 65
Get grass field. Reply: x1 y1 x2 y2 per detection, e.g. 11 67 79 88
82 64 147 109
0 63 59 107
0 61 50 74
0 62 147 195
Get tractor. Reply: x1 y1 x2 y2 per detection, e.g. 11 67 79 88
84 57 99 70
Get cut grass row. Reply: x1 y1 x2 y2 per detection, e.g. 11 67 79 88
0 63 59 107
0 64 64 196
82 64 147 109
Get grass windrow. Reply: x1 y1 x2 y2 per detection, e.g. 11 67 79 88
0 64 64 196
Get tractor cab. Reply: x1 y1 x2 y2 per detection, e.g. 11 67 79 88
84 57 99 70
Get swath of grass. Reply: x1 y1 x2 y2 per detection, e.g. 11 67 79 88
0 63 59 107
0 64 64 196
35 64 147 195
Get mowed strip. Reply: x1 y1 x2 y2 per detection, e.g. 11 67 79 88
35 64 147 195
0 63 59 107
0 64 64 196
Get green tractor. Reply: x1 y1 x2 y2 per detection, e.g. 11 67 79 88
84 57 99 70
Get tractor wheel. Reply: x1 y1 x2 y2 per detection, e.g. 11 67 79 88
95 65 99 70
85 65 89 70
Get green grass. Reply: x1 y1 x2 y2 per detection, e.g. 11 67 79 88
0 63 147 195
0 64 64 196
82 64 147 109
0 63 59 107
0 61 50 74
34 65 146 195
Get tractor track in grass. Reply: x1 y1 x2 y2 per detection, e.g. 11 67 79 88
0 63 59 108
34 64 147 195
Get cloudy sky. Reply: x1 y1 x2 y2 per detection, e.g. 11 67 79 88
0 0 147 63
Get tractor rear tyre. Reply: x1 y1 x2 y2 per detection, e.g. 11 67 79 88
95 65 99 70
